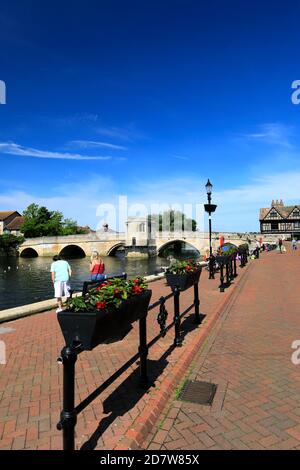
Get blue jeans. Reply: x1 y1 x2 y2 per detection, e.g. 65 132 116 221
91 274 106 282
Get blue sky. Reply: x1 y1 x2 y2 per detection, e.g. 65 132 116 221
1 0 300 231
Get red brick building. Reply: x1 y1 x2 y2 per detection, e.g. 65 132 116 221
0 211 24 235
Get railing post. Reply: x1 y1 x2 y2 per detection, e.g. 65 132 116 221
194 282 200 324
240 252 244 268
219 263 225 292
208 255 215 279
229 258 234 281
233 256 238 277
173 287 182 346
225 261 230 286
57 346 78 451
138 315 148 388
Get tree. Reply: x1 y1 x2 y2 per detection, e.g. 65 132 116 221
61 218 78 236
149 210 197 232
21 204 80 237
0 234 24 254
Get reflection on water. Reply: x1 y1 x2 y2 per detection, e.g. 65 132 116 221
0 250 201 311
0 253 166 311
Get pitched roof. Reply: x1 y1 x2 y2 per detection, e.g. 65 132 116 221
5 216 24 230
259 208 270 220
0 211 20 221
260 205 300 220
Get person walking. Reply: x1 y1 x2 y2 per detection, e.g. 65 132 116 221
51 255 72 313
292 238 297 251
278 238 283 253
90 251 106 281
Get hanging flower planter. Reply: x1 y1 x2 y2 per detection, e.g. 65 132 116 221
165 260 202 292
57 277 152 350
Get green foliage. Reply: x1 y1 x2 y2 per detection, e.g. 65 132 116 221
167 259 201 275
149 210 197 232
66 277 148 312
217 246 237 256
22 203 81 237
61 218 78 236
0 233 24 253
238 243 249 251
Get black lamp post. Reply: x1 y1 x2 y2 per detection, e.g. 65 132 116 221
204 179 217 279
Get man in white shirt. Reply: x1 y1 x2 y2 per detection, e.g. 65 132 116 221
50 255 72 313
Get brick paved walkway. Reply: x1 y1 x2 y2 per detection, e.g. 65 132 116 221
145 247 300 450
0 263 239 450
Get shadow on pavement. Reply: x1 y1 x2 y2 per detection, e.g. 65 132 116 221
80 310 206 450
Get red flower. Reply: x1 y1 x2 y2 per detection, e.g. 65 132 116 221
96 301 106 310
133 278 140 285
132 285 143 294
114 288 121 298
185 265 191 272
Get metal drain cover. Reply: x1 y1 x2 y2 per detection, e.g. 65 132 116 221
179 380 217 405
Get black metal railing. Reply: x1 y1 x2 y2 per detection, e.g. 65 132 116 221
56 278 201 450
215 249 248 293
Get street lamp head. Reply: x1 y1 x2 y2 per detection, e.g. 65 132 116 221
205 179 213 195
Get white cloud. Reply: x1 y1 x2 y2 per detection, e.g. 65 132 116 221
1 170 300 233
70 140 127 150
172 155 190 160
0 142 112 160
243 123 294 148
96 124 146 142
0 176 117 228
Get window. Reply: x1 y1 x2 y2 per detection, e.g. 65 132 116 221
269 210 280 219
271 222 279 230
293 210 300 218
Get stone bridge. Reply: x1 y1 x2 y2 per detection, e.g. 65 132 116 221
19 233 126 258
19 230 252 258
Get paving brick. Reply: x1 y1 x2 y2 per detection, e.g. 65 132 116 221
147 250 300 450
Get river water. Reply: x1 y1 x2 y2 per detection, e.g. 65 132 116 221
0 253 200 311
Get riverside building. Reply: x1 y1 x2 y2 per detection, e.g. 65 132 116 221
260 200 300 239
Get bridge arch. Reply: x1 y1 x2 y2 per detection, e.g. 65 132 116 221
20 247 39 258
59 245 86 259
106 243 125 256
158 239 200 257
